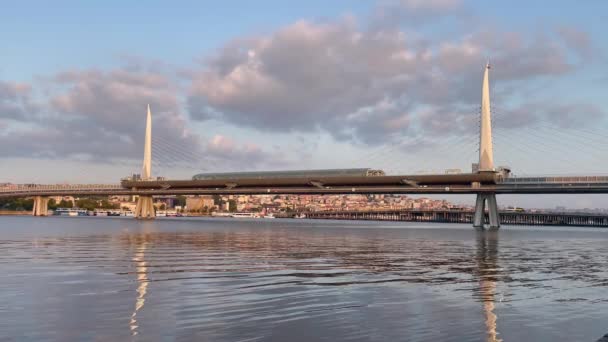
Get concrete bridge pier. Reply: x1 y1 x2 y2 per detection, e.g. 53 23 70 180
135 196 155 219
473 193 499 229
32 196 49 216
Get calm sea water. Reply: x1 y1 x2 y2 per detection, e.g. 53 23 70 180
1 216 607 342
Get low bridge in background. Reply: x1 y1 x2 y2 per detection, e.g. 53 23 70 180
305 209 608 228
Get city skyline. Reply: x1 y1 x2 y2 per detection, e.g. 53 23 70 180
2 0 608 209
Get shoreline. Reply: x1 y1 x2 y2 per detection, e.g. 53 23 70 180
4 210 608 228
0 211 30 216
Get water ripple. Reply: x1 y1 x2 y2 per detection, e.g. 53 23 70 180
1 217 608 341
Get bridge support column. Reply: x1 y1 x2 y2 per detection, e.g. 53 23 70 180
32 196 49 216
135 196 155 219
474 193 499 229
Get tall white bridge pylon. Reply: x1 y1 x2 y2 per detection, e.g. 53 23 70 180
133 104 156 219
474 63 500 229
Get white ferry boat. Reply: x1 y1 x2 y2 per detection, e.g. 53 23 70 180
211 212 259 218
122 211 135 217
231 212 259 218
54 208 88 216
93 209 108 216
211 212 233 217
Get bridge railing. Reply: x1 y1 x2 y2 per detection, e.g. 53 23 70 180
0 184 123 194
501 176 608 184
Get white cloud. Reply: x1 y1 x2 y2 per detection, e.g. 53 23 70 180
187 18 599 144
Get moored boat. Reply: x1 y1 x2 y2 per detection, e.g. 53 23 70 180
54 208 88 216
122 211 135 217
231 212 258 218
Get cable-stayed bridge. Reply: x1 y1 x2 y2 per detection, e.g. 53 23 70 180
5 176 608 197
3 63 608 228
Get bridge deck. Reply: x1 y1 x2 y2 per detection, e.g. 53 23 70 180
4 175 608 198
4 184 608 197
121 172 498 189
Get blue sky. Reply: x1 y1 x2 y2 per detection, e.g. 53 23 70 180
3 0 605 80
1 0 374 80
2 0 608 209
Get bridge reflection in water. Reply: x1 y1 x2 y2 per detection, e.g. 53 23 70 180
127 225 155 336
115 224 506 340
475 230 502 342
129 240 148 336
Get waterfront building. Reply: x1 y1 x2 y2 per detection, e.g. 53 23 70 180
185 196 215 212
